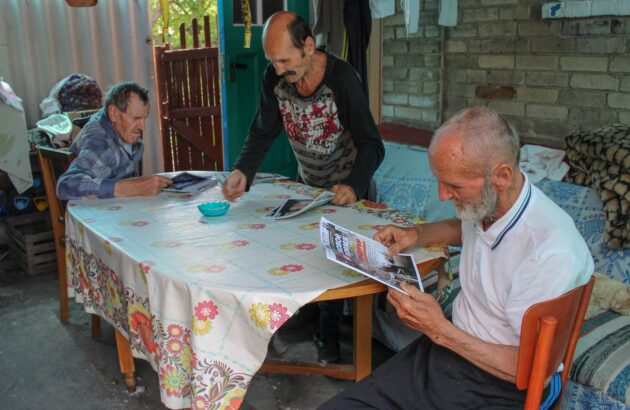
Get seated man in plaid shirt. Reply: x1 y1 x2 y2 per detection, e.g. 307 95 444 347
57 81 171 200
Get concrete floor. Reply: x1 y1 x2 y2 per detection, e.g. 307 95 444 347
0 252 395 410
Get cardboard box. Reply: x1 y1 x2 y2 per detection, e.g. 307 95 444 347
65 109 99 141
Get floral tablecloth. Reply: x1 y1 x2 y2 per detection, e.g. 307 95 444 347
65 178 435 409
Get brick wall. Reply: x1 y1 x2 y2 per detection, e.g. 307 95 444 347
381 0 630 147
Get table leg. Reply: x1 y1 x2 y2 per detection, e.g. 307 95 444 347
114 330 136 392
91 315 101 340
353 294 373 381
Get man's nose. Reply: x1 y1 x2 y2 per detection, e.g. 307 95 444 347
274 64 286 76
137 119 146 131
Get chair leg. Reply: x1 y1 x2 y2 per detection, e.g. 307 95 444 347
115 330 137 393
91 315 101 340
353 294 373 381
58 254 69 324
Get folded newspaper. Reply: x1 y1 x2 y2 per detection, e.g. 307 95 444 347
264 191 335 220
319 217 423 295
162 172 217 193
215 172 288 185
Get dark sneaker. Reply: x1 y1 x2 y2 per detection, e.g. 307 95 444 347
313 332 340 364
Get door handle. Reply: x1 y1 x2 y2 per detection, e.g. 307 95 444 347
229 62 248 82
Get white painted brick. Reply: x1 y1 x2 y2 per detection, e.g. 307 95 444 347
559 56 608 72
526 104 568 121
394 106 423 121
542 2 566 19
481 0 519 5
382 105 394 117
619 1 630 15
570 74 618 90
423 81 440 94
621 76 630 92
478 55 515 69
410 95 438 108
610 56 630 72
383 93 409 105
422 110 439 123
516 86 559 103
620 111 630 125
591 0 618 16
488 100 525 116
608 92 630 109
566 1 591 18
516 56 558 70
446 40 467 53
543 1 590 19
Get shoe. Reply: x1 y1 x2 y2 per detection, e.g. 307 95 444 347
268 333 291 357
313 332 340 364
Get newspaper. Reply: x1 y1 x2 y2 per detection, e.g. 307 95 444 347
264 191 335 220
215 172 288 185
162 172 217 193
319 217 423 295
252 172 289 184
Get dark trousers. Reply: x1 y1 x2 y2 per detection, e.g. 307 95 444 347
319 336 528 410
318 299 343 343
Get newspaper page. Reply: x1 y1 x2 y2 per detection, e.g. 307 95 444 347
252 172 289 184
215 172 288 185
162 172 217 193
264 191 335 220
319 217 423 295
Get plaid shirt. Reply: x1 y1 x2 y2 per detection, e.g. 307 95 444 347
56 109 143 200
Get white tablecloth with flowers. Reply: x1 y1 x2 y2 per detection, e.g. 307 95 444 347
65 178 439 409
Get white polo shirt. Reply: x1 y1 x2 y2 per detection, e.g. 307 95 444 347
452 173 594 346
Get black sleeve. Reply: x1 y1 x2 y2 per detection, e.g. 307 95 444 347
232 64 284 190
329 60 384 199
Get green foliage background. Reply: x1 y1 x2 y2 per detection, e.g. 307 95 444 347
151 0 218 49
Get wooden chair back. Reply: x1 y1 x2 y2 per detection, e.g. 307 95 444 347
516 275 596 410
37 146 75 324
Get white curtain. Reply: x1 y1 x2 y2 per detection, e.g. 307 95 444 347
0 0 163 174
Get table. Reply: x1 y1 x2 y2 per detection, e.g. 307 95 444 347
65 177 444 409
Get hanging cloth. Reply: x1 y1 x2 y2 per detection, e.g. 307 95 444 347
343 0 372 100
401 0 420 35
369 0 395 19
438 0 458 27
313 0 345 57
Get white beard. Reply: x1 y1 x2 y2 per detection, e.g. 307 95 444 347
453 178 498 222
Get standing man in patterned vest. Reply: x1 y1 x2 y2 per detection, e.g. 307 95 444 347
222 11 384 206
222 11 384 364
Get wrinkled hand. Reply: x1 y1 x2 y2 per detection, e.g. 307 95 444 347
222 169 247 202
114 175 172 197
387 283 447 338
373 225 419 255
330 184 357 205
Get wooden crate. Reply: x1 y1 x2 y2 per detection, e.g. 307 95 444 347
5 212 57 276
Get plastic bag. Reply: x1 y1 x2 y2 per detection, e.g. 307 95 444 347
39 75 70 118
36 113 73 147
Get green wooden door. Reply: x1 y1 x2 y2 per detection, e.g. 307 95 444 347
219 0 308 177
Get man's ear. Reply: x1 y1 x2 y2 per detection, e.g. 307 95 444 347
107 105 119 124
304 36 316 56
491 163 513 191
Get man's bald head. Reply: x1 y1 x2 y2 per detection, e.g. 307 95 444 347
263 11 313 51
429 107 520 177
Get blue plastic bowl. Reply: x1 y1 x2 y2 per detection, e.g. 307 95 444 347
197 201 230 217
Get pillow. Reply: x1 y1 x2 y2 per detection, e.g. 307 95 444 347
373 141 456 222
